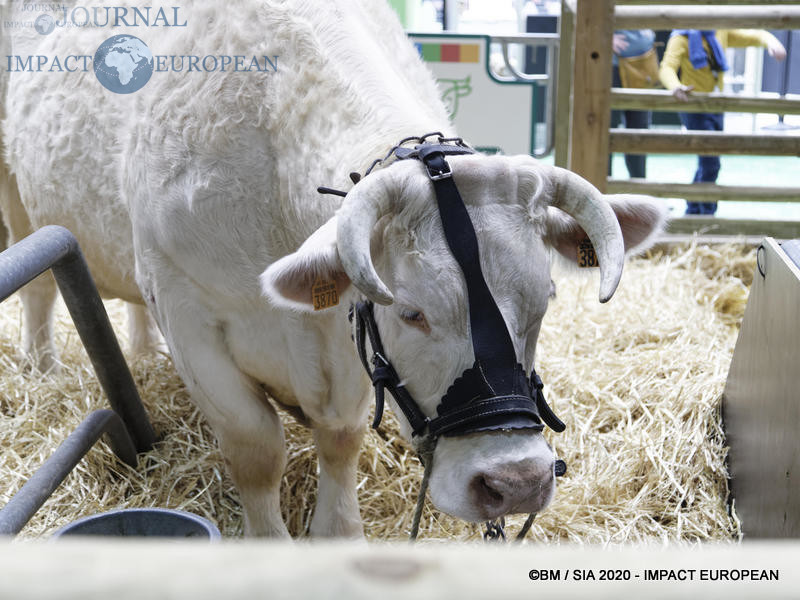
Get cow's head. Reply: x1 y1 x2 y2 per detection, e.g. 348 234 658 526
262 154 666 522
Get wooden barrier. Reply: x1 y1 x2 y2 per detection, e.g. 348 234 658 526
611 88 800 115
609 129 800 156
559 0 800 238
724 239 800 538
554 0 576 168
615 5 800 29
606 180 800 203
568 0 615 191
617 0 800 4
0 540 798 598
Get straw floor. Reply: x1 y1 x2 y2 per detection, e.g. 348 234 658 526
0 242 754 542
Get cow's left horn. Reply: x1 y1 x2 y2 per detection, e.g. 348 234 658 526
549 166 625 303
336 173 395 305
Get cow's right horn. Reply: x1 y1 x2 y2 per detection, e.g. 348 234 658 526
336 173 395 305
549 166 625 303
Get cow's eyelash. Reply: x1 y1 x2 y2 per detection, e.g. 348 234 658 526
400 309 424 322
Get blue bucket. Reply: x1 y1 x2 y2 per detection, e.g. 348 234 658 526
52 508 221 540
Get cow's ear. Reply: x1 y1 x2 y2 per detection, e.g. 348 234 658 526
260 216 352 312
544 193 667 263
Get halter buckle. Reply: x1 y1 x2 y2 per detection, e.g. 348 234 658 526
428 166 452 181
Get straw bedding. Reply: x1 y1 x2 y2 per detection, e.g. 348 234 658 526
0 242 754 542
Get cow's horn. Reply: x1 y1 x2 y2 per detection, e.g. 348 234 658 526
550 166 625 303
336 172 395 305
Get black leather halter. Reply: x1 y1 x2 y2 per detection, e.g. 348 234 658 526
348 137 565 440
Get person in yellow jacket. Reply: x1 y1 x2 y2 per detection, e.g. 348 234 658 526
659 29 786 215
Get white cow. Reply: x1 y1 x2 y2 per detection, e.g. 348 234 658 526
1 0 667 537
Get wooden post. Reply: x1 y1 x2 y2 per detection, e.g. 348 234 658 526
569 0 614 191
554 0 576 168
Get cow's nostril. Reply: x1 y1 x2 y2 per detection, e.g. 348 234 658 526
480 477 504 503
471 475 507 515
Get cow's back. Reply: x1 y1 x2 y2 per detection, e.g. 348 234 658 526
5 0 451 304
122 0 451 301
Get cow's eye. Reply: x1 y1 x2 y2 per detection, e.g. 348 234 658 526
400 308 430 333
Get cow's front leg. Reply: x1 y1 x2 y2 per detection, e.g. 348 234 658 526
146 272 289 537
310 424 365 538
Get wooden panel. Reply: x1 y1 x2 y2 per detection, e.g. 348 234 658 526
607 179 800 203
610 88 800 115
615 5 800 29
568 0 614 191
609 129 800 156
617 0 800 4
668 217 800 238
0 540 799 598
554 0 575 169
724 238 800 537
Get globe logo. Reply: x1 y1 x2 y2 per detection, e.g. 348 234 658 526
34 14 55 35
93 35 154 95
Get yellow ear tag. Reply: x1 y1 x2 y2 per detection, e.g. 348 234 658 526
311 276 339 311
577 238 599 268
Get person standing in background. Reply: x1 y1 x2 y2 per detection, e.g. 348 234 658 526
610 29 657 180
659 29 786 215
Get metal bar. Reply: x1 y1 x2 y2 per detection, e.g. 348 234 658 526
608 128 800 156
542 37 558 157
610 88 800 115
491 35 559 83
491 33 560 46
488 33 559 157
0 225 156 451
607 179 800 202
615 5 800 29
0 409 137 536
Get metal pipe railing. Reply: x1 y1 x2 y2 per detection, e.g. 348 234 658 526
490 33 560 157
0 225 158 535
0 409 137 535
0 225 156 451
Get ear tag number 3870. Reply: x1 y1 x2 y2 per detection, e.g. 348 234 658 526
578 238 599 268
312 276 339 311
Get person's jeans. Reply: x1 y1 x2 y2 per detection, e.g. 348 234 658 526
680 112 724 215
609 66 651 179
